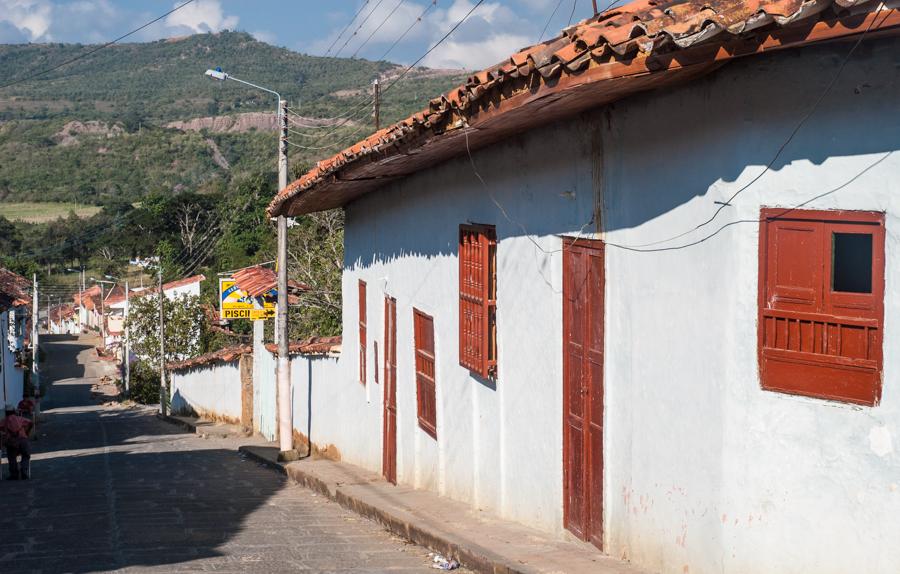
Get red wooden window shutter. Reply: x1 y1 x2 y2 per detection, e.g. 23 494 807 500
758 208 885 406
459 224 497 378
359 279 367 386
414 308 437 439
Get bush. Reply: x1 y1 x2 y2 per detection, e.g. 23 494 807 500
128 360 162 405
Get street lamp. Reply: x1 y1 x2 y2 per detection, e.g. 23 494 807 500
203 67 296 461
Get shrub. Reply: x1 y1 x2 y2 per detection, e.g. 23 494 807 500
128 360 162 405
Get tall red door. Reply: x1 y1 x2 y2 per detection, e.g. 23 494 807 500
382 295 398 484
563 239 605 549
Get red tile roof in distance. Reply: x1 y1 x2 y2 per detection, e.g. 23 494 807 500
230 265 310 304
168 344 252 372
0 267 30 308
268 0 900 217
265 336 342 357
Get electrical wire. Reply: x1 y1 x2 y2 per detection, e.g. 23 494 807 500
326 0 373 56
597 4 892 250
335 0 388 58
0 0 198 90
539 0 565 43
297 0 484 147
280 0 439 138
567 0 580 26
352 0 407 59
605 152 893 253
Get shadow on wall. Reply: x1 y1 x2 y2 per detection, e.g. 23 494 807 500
344 37 900 272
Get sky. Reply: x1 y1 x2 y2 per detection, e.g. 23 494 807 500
0 0 598 70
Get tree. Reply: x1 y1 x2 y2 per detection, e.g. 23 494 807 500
125 292 206 367
287 209 343 338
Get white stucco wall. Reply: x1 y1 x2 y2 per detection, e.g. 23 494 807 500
1 308 25 408
287 352 342 453
311 36 900 574
170 361 242 422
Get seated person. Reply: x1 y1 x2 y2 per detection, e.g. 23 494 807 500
2 404 33 480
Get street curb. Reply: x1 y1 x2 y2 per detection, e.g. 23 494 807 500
157 414 198 434
157 414 245 439
237 445 522 574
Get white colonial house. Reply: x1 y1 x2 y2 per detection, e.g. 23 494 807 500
266 1 900 573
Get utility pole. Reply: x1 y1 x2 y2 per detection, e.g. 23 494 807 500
158 265 167 416
99 282 106 345
276 99 297 461
32 274 39 397
124 280 130 396
79 268 85 333
46 295 51 335
373 78 380 131
592 0 598 14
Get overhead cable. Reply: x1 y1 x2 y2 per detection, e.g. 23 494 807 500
0 0 198 90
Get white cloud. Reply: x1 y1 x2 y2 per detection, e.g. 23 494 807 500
164 0 238 34
0 0 53 41
421 32 531 70
420 1 534 69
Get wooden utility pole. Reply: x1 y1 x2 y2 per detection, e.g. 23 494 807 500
276 99 297 462
373 78 381 131
124 280 130 396
592 0 599 14
99 282 106 344
158 265 167 416
32 274 38 397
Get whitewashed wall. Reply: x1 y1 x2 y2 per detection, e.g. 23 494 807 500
288 353 342 455
327 36 900 574
1 308 25 408
170 361 242 422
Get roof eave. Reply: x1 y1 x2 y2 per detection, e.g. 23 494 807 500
268 5 900 218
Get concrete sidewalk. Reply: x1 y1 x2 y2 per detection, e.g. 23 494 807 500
238 444 653 574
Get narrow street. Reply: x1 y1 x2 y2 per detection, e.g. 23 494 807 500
1 335 444 573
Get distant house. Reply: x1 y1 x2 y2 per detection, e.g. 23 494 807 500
0 268 31 409
268 1 900 573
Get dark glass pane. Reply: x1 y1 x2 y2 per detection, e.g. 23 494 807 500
832 232 873 293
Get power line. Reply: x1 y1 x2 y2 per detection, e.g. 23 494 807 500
297 0 484 147
539 0 565 43
0 0 198 91
605 4 891 250
605 152 893 253
567 0 580 26
352 0 407 59
335 0 388 58
326 0 373 56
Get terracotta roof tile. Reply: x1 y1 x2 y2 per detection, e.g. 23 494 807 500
268 0 899 217
265 336 342 357
0 267 30 309
167 344 252 371
230 265 310 305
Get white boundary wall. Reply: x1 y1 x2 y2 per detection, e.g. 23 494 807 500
170 361 242 422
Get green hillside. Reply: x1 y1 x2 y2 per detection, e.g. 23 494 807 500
0 31 467 205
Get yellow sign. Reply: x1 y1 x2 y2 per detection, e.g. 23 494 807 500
219 278 275 321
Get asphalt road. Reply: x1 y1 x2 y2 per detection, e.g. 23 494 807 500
0 335 445 573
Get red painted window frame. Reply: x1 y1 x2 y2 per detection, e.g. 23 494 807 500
359 279 367 386
459 224 497 379
414 308 437 439
758 208 885 406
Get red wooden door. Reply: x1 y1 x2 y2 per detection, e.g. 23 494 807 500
382 296 398 484
563 239 605 549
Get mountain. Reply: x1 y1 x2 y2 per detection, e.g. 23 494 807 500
0 31 466 206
